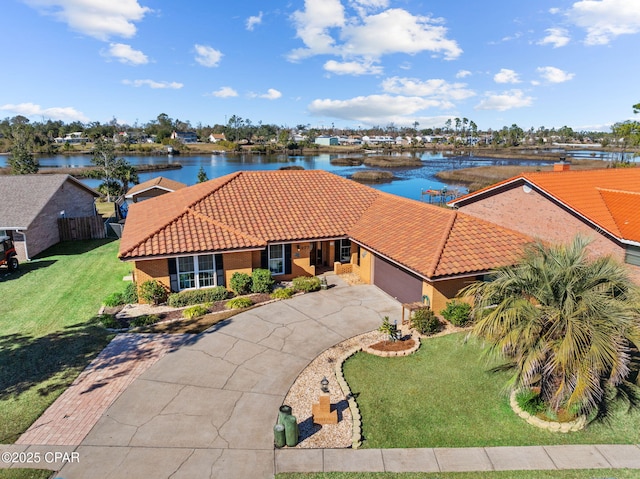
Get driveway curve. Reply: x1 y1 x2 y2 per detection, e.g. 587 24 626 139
59 276 400 479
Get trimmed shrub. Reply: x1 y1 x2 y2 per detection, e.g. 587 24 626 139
139 280 168 305
291 276 321 293
515 389 546 416
97 313 120 329
251 268 274 293
167 286 230 307
411 308 441 335
225 297 253 309
230 272 252 295
183 304 210 319
130 314 161 327
271 287 294 300
122 281 138 304
440 300 472 327
103 292 124 307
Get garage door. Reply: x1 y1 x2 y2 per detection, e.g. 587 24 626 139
373 255 423 303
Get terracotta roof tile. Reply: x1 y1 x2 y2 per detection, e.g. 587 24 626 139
450 167 640 243
120 170 532 279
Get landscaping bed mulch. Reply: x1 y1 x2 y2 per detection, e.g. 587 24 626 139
368 338 416 352
102 293 273 331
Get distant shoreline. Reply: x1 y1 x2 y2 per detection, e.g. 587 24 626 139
0 163 182 178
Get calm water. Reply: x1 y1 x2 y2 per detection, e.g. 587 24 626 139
1 150 634 201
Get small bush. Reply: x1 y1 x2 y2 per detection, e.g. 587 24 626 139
292 276 321 293
251 268 274 293
440 300 472 327
130 314 161 327
271 287 294 300
411 308 441 335
378 316 399 342
183 304 210 319
230 272 252 295
225 297 253 309
97 313 120 329
167 286 230 307
139 280 168 305
103 292 124 307
122 281 138 304
515 389 546 416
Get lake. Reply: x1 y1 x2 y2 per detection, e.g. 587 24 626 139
1 149 634 201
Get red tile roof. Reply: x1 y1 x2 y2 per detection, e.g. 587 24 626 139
450 167 640 243
120 170 531 279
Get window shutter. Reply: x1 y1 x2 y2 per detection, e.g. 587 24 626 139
215 254 225 287
261 248 268 269
285 244 292 275
334 240 341 263
168 258 178 292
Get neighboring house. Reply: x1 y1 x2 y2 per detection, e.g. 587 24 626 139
208 133 226 143
0 175 101 260
125 177 187 205
315 136 339 146
119 170 531 309
171 131 198 143
449 165 640 282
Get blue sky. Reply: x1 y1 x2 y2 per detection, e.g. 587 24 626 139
1 0 639 132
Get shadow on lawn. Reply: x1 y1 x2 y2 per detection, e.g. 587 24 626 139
0 321 113 402
32 238 118 259
0 260 56 282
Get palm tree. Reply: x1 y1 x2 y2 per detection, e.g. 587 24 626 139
462 236 640 419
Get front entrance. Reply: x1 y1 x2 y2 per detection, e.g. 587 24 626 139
309 241 333 274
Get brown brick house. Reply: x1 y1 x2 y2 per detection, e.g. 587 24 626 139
0 174 101 260
449 166 640 282
119 170 531 309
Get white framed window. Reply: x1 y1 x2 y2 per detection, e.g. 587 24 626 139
177 254 216 290
339 239 351 263
269 244 285 275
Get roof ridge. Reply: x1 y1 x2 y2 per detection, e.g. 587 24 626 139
187 208 265 245
596 187 640 196
597 189 625 237
427 210 457 277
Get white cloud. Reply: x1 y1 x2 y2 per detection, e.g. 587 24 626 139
549 7 561 14
23 0 150 41
194 44 223 67
246 12 263 31
494 68 521 84
456 70 471 78
210 87 238 98
567 0 640 45
324 60 383 75
288 0 461 67
381 77 475 104
538 27 571 48
475 90 534 111
249 88 282 100
0 102 88 122
308 94 444 124
537 66 575 83
104 43 148 65
122 79 183 89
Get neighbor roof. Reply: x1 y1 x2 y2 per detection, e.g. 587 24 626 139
119 170 531 280
125 176 186 198
449 168 640 243
0 174 100 230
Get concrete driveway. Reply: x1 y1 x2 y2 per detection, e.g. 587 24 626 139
58 276 400 479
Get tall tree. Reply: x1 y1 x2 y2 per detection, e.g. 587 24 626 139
8 125 39 174
197 166 209 183
462 236 640 419
91 138 136 201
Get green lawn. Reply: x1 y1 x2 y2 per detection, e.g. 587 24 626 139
0 239 131 443
343 333 640 448
276 471 640 479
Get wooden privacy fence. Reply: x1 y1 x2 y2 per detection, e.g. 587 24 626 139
58 216 106 241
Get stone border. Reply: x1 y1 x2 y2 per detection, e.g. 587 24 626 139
334 345 364 449
362 333 421 357
510 390 587 433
